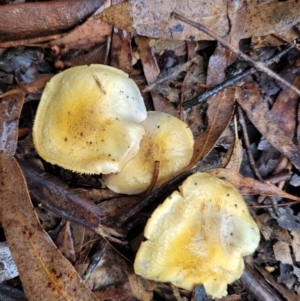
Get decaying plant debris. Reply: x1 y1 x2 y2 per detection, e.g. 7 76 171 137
1 0 300 300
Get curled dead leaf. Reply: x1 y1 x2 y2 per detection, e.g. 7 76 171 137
207 168 300 202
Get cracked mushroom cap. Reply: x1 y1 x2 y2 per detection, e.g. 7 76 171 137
33 64 147 174
103 111 194 194
134 172 260 299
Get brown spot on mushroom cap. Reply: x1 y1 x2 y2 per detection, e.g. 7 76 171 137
33 64 146 174
134 173 260 298
103 111 194 194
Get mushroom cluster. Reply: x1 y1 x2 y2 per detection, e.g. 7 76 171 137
134 172 260 299
33 64 194 193
33 65 260 298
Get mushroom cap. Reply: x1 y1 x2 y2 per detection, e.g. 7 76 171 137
33 64 147 174
103 111 194 194
134 172 260 298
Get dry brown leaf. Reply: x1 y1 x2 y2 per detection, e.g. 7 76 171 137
0 94 99 300
225 117 243 171
236 87 300 169
47 0 111 50
18 158 125 240
135 36 160 84
206 44 233 86
185 5 237 168
97 1 135 33
108 0 134 72
62 44 108 68
97 0 228 40
97 0 299 41
291 231 300 262
243 0 300 40
227 138 243 170
189 88 235 167
110 28 133 73
256 72 300 176
273 241 293 265
271 74 300 139
207 168 300 202
181 61 206 137
206 0 246 84
0 158 100 301
0 0 106 42
128 273 153 301
84 243 128 291
0 74 52 100
252 28 299 48
55 221 76 264
135 36 179 117
227 0 247 48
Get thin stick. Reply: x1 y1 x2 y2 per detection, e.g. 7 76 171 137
183 69 252 108
143 55 201 92
238 106 279 215
249 201 298 209
172 12 300 98
271 33 300 52
237 106 262 181
182 44 294 109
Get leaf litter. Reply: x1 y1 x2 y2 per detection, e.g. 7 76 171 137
1 0 300 300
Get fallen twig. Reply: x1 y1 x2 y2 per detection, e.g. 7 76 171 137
182 44 294 109
173 12 300 103
237 105 279 215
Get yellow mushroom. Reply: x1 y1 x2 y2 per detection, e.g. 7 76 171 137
134 172 260 299
33 64 147 174
103 111 194 194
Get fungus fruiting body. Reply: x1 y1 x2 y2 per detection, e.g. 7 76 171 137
33 64 147 174
134 172 260 298
103 111 194 194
